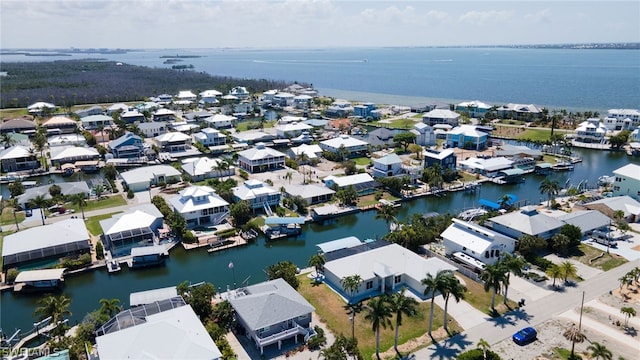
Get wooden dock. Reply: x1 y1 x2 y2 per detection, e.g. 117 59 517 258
206 236 248 253
11 322 59 351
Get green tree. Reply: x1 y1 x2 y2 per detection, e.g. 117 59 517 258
98 298 122 318
587 341 612 360
230 200 251 226
33 131 48 170
387 287 418 355
211 300 235 330
498 254 525 306
28 194 50 226
341 274 363 339
551 233 572 256
539 178 560 208
559 224 583 249
422 269 452 336
308 253 326 274
8 180 25 197
1 133 16 148
318 334 362 360
559 261 577 283
48 184 62 197
480 264 506 313
441 272 467 332
408 143 423 159
516 234 547 257
266 260 300 289
34 294 72 323
374 203 399 232
335 185 358 206
477 338 491 360
546 264 562 288
620 306 636 327
183 282 216 320
70 192 88 219
103 164 118 181
563 325 585 359
393 132 417 152
364 296 393 360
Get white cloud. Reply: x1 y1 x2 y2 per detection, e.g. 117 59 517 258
524 8 552 24
458 10 514 26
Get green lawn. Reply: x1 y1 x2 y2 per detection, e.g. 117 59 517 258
517 128 554 141
352 157 371 166
67 195 127 214
235 120 276 132
371 118 418 129
85 212 122 236
297 275 460 359
356 192 400 207
0 208 25 226
570 243 628 271
458 274 517 316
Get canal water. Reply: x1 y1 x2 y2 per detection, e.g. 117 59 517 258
1 148 637 334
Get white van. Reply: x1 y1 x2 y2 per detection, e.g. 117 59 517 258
591 230 617 248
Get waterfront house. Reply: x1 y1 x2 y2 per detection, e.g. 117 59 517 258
288 144 322 163
356 128 398 149
411 122 436 146
199 89 222 105
17 181 90 208
283 184 335 205
109 132 144 159
184 110 214 122
293 94 313 109
611 163 640 200
372 153 403 178
0 133 31 149
155 131 192 153
583 195 640 223
275 122 313 138
496 103 542 120
631 129 639 142
80 114 114 130
272 92 295 107
95 297 222 360
227 278 315 356
2 218 91 271
106 103 129 116
229 86 250 99
137 121 167 138
47 134 87 147
433 124 453 140
320 134 368 158
0 145 39 172
441 218 516 266
50 146 100 165
322 242 457 302
152 108 176 122
99 203 164 257
232 179 281 211
574 118 607 143
323 173 378 194
422 109 460 127
121 109 146 124
182 157 235 181
233 130 275 145
171 122 200 134
169 185 230 228
75 105 103 118
455 100 492 118
0 117 37 135
204 114 237 129
237 143 286 173
556 210 611 236
324 100 353 118
177 90 197 103
42 116 78 134
423 148 457 171
604 109 640 131
494 144 543 160
445 125 489 150
486 206 564 240
354 102 376 118
192 128 226 147
120 164 182 191
458 156 513 177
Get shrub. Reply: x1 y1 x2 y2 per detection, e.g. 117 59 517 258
285 158 298 169
95 241 104 260
306 325 326 350
216 228 238 239
59 253 92 270
527 255 554 271
6 268 19 284
238 169 249 180
182 231 197 244
126 189 135 199
457 348 502 360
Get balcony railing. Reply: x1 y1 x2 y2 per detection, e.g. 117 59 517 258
253 321 308 347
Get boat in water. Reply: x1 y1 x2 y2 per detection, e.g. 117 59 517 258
457 208 488 221
551 160 575 171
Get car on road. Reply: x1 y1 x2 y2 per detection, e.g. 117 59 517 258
512 326 537 345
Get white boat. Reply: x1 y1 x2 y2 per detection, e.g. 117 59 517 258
458 208 488 221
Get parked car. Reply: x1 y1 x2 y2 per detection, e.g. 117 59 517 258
25 209 32 217
512 326 537 345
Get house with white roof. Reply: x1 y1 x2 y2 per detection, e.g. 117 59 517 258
199 89 222 105
232 179 281 211
0 145 39 172
445 125 489 150
50 146 100 165
320 135 368 158
611 163 640 200
372 153 403 178
423 148 457 171
155 132 192 153
120 109 146 124
283 184 335 205
95 297 222 360
422 109 461 127
229 86 250 99
75 105 104 118
27 101 55 115
604 109 640 131
494 144 542 160
583 195 640 223
322 242 457 302
324 100 353 118
293 94 313 109
192 128 226 147
233 130 275 145
81 114 114 130
108 132 144 158
204 114 237 129
47 134 86 147
441 218 516 266
99 203 164 257
169 186 229 227
287 144 323 163
275 122 313 138
323 173 378 194
411 122 435 146
237 143 286 173
458 156 513 177
575 118 607 143
487 206 564 240
17 181 90 208
272 92 295 107
120 164 182 192
497 103 542 120
2 218 91 271
177 90 197 102
42 116 77 134
455 100 492 118
182 157 234 181
227 278 315 355
137 121 167 138
152 108 176 122
106 103 129 116
556 210 611 236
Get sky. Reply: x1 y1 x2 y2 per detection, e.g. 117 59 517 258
1 1 638 49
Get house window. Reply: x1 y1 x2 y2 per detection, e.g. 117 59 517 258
298 314 308 320
365 280 373 290
394 275 401 284
485 251 490 258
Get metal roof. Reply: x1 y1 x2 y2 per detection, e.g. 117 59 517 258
14 268 66 283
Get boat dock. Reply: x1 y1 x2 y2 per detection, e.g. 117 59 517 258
207 236 248 253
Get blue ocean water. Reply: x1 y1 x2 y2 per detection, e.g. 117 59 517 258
2 47 639 111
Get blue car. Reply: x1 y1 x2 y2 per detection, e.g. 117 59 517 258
512 326 537 345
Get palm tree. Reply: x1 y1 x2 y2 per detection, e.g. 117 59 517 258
285 171 293 184
308 254 326 275
364 296 393 360
441 272 466 332
28 194 49 226
563 325 585 359
498 194 513 210
34 294 72 323
560 261 577 283
387 287 418 355
499 254 525 306
480 263 506 313
539 178 560 208
70 192 88 220
546 264 563 288
422 269 452 336
587 341 612 360
374 203 399 232
296 153 310 183
341 275 363 339
620 306 636 327
99 298 122 318
477 338 491 360
1 133 16 148
213 159 229 180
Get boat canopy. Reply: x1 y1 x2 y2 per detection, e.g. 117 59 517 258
14 268 66 283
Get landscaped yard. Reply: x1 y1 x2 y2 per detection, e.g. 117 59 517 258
234 120 276 132
570 243 627 271
0 208 25 226
356 192 400 208
85 212 122 236
352 157 372 166
297 275 460 359
458 273 517 316
67 195 127 214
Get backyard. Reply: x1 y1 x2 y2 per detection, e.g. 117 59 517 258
85 212 122 236
570 243 627 271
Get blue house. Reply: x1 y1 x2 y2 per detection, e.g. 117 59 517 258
445 125 489 150
109 132 144 159
424 148 457 171
354 102 376 118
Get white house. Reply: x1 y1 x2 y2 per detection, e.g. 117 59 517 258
323 173 378 194
47 134 86 147
229 86 250 99
0 145 40 172
322 242 457 302
612 163 640 200
411 122 435 146
155 132 192 152
284 184 335 205
487 206 564 240
237 143 286 173
232 179 281 211
120 109 145 124
199 89 222 105
372 153 403 178
192 128 226 147
120 164 182 191
497 103 542 120
169 185 230 227
455 100 492 118
320 135 368 158
181 157 235 181
50 146 100 165
275 122 313 138
441 219 516 266
99 204 165 257
458 157 513 177
604 109 640 131
152 108 176 122
177 90 197 102
272 92 296 107
81 114 114 130
137 121 167 138
575 118 607 143
204 114 236 129
422 109 461 127
287 144 323 162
